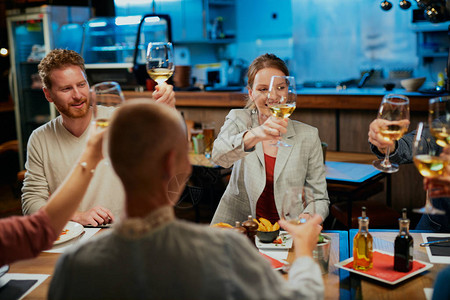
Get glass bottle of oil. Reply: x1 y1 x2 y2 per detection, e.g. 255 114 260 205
394 208 414 272
353 206 373 271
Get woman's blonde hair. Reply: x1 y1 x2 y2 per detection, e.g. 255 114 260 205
245 53 289 109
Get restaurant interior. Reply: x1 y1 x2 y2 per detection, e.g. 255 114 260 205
0 0 449 299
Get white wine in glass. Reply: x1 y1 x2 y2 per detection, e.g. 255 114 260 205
429 96 450 147
146 42 174 84
412 122 446 215
372 94 410 173
267 75 297 147
91 81 125 130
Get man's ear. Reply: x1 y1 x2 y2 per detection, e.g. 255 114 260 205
43 87 53 103
162 149 176 182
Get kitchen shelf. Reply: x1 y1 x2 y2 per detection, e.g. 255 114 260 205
418 51 449 58
175 38 235 44
209 0 235 6
411 21 450 32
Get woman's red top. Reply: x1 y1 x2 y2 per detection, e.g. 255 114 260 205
256 154 279 224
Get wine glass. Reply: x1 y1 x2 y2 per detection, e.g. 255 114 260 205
372 94 410 173
429 96 450 148
91 81 125 129
146 42 174 85
281 186 315 225
267 75 297 147
90 81 125 163
412 122 446 215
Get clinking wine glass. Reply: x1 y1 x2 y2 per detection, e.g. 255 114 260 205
267 75 297 147
372 94 410 173
412 122 446 215
429 96 450 147
91 81 125 129
281 186 315 225
90 81 125 162
146 42 174 85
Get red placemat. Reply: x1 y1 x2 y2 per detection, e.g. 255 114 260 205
344 251 426 282
260 252 285 269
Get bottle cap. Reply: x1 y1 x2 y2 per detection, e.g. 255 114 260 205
399 208 410 225
358 206 369 221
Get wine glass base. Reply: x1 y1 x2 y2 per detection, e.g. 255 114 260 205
413 206 446 215
271 140 292 147
372 159 399 173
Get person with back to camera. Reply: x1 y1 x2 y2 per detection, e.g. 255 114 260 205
21 49 175 226
48 100 325 300
210 53 329 226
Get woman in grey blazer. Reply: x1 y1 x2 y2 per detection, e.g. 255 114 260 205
211 54 329 226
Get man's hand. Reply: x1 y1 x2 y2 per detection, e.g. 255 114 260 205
71 206 115 226
279 215 323 259
368 119 409 154
152 82 176 108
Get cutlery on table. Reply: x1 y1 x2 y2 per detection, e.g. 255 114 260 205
420 238 450 247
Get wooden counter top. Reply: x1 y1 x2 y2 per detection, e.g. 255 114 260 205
123 89 431 111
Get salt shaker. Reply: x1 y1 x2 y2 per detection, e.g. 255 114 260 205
233 221 247 236
242 215 258 245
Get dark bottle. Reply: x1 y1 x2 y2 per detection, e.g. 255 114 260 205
242 215 258 245
394 208 414 272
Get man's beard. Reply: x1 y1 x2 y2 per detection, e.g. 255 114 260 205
56 98 90 119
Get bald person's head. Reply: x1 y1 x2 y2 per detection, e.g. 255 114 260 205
108 100 190 195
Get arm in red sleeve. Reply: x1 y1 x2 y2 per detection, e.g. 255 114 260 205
0 209 58 265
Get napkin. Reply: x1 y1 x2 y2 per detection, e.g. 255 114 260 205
426 237 450 257
260 252 285 269
0 280 37 300
344 251 426 283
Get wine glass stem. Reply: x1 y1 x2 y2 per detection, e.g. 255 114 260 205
381 146 391 168
425 189 433 210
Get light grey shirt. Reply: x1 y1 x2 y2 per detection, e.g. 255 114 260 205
211 109 329 225
21 106 125 218
48 206 324 300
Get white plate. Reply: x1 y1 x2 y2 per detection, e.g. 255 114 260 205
255 231 293 250
54 221 84 245
334 250 434 285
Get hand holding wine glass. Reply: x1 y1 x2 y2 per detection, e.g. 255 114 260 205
146 42 174 85
413 122 446 215
429 96 450 147
281 186 315 225
372 94 410 173
267 75 297 147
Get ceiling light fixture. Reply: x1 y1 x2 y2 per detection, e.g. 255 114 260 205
381 0 393 10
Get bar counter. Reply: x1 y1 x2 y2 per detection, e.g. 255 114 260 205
123 87 433 111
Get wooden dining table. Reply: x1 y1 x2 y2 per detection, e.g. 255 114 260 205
6 229 448 299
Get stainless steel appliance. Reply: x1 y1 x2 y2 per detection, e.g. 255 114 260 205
82 14 172 90
7 5 90 167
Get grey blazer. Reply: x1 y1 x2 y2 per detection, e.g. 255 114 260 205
211 109 329 225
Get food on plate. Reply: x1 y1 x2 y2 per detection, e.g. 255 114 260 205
273 237 283 244
55 229 69 241
211 222 233 229
254 217 280 232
